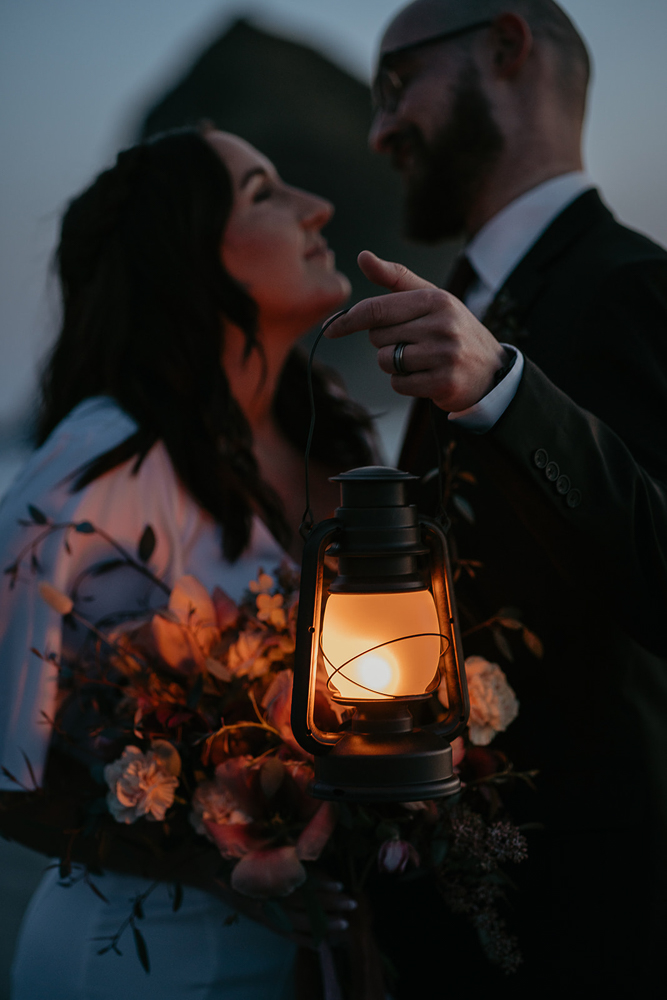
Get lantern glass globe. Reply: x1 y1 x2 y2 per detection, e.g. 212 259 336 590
320 589 442 701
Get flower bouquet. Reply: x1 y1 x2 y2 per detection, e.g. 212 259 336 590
3 508 539 984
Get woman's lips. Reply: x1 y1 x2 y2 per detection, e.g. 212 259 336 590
305 243 334 264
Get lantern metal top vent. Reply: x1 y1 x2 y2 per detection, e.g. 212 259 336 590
291 464 469 802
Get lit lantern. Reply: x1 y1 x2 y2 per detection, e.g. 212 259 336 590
291 466 469 802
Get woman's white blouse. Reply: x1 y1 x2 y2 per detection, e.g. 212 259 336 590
0 396 286 790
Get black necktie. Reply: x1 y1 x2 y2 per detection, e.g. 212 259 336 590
446 255 477 301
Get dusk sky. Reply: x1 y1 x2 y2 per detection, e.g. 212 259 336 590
2 0 666 427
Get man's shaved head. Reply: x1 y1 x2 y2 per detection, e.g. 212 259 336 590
381 0 590 113
381 0 503 55
372 0 589 240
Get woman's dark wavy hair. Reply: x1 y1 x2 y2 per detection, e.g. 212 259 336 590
38 127 374 560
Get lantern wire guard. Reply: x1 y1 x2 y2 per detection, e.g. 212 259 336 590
291 312 469 801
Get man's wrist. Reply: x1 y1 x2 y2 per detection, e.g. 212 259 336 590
448 346 524 434
492 349 517 387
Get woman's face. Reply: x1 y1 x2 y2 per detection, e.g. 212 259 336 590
207 132 351 333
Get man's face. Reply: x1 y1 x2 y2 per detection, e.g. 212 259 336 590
371 41 504 241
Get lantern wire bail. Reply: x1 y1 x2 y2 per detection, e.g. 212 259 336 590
428 400 449 530
299 309 350 540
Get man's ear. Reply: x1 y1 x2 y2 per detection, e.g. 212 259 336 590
488 13 533 78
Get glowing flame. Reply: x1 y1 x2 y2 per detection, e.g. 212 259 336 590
356 654 395 694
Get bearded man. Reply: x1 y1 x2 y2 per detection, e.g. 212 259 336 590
326 0 667 992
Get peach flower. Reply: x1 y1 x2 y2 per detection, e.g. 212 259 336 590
151 575 220 674
249 571 275 595
227 628 271 679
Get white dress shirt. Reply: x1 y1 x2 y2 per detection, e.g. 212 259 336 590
449 171 594 432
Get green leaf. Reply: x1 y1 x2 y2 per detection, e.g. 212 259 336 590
0 766 22 785
187 673 204 710
375 820 400 842
28 504 48 524
132 925 150 973
263 900 293 934
20 750 38 790
492 626 513 662
336 802 355 829
452 494 475 524
496 617 523 631
497 606 523 620
75 521 95 534
355 806 374 828
172 882 183 913
86 879 109 904
138 525 156 563
430 838 449 867
523 628 544 658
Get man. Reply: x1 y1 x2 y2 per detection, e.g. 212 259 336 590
326 0 667 992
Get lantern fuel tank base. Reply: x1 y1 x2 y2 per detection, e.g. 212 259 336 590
308 730 461 803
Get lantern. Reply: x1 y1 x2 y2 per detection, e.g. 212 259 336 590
291 466 469 802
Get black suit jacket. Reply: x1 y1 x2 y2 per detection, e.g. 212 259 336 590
390 190 667 989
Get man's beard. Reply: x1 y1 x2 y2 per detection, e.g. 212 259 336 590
397 67 504 242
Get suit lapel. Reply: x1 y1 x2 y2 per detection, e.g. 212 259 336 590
400 190 615 472
482 189 614 344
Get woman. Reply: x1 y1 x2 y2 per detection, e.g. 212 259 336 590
0 127 375 999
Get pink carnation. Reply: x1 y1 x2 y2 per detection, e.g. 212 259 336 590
104 745 179 823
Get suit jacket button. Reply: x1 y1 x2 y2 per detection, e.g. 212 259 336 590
545 461 559 481
566 488 582 508
534 448 548 469
556 474 571 495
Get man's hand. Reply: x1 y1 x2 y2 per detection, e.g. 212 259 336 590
325 250 508 412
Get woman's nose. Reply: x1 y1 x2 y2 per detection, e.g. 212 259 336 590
298 191 334 229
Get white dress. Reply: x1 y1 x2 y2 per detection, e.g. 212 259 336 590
0 397 297 999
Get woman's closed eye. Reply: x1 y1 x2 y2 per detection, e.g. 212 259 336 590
252 184 273 204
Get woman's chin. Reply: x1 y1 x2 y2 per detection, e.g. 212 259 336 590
333 270 352 302
318 270 351 313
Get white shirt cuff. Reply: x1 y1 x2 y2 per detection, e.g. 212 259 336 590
448 346 524 434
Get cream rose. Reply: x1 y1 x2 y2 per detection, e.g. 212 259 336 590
463 655 519 745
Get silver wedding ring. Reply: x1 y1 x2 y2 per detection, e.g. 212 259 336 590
393 341 409 376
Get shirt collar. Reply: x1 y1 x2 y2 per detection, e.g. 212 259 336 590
466 172 595 296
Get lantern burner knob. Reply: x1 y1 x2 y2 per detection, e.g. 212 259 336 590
350 703 414 735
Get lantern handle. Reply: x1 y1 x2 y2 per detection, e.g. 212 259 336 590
418 518 470 742
291 518 342 755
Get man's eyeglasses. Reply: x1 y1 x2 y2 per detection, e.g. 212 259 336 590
372 20 493 114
